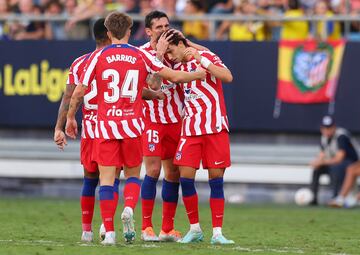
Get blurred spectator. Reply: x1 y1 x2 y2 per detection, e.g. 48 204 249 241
309 116 358 206
207 0 232 13
153 0 176 17
182 0 209 40
64 0 104 39
44 0 67 40
9 0 45 40
259 0 287 40
280 0 309 40
104 0 141 36
0 0 11 40
62 0 96 39
311 0 341 40
216 0 266 41
133 0 153 40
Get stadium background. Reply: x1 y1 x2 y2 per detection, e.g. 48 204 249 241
1 0 360 254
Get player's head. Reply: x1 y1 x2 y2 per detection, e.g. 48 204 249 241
320 115 336 138
162 31 189 63
93 18 110 46
104 12 132 42
145 10 170 41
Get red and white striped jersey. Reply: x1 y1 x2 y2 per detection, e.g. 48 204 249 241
79 43 165 140
67 51 98 139
140 42 184 124
174 50 230 136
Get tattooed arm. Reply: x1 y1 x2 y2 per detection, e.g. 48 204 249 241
65 84 87 139
54 84 76 150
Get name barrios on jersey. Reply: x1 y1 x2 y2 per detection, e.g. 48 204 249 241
106 54 137 64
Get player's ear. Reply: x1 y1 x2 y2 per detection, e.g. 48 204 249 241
106 31 112 40
145 28 152 38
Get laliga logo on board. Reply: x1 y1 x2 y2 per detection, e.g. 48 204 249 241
292 43 333 93
0 60 68 102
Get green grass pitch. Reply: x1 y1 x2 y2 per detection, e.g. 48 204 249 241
0 198 360 255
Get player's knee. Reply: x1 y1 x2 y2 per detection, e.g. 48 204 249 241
164 170 180 182
83 170 99 179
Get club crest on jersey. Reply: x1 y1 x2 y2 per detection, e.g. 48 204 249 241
175 151 182 160
149 143 155 152
184 88 202 101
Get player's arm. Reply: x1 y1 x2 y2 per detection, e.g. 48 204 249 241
65 84 87 139
184 47 233 83
158 66 206 83
142 87 165 100
54 84 76 150
146 73 162 91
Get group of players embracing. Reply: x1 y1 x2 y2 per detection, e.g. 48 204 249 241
54 10 234 246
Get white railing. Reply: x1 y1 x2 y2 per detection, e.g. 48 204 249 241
1 14 360 40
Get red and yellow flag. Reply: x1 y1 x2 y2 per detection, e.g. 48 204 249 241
277 40 345 104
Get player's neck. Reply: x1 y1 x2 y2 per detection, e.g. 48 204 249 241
150 40 156 50
111 38 128 45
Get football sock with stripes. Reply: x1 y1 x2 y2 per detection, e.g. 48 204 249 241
209 177 225 229
99 185 115 232
124 177 141 211
113 178 120 214
141 175 157 230
161 179 179 233
180 177 199 225
80 177 98 232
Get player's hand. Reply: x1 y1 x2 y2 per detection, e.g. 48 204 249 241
195 65 207 80
156 29 175 58
155 90 165 100
65 118 78 140
54 129 67 150
184 47 201 62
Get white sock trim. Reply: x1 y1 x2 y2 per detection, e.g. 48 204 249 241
213 227 222 236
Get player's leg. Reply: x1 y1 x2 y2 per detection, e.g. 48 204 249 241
174 135 203 243
95 138 122 245
207 168 233 244
100 167 121 241
178 166 204 243
141 156 161 241
121 137 143 243
79 138 99 242
141 122 162 241
203 131 233 245
159 123 182 241
98 165 117 245
80 168 99 242
159 159 181 241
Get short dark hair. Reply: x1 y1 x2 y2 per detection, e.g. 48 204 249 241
93 18 108 44
104 12 133 40
157 30 189 47
145 10 169 28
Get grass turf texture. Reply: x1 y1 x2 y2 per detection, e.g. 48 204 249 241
0 199 359 255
